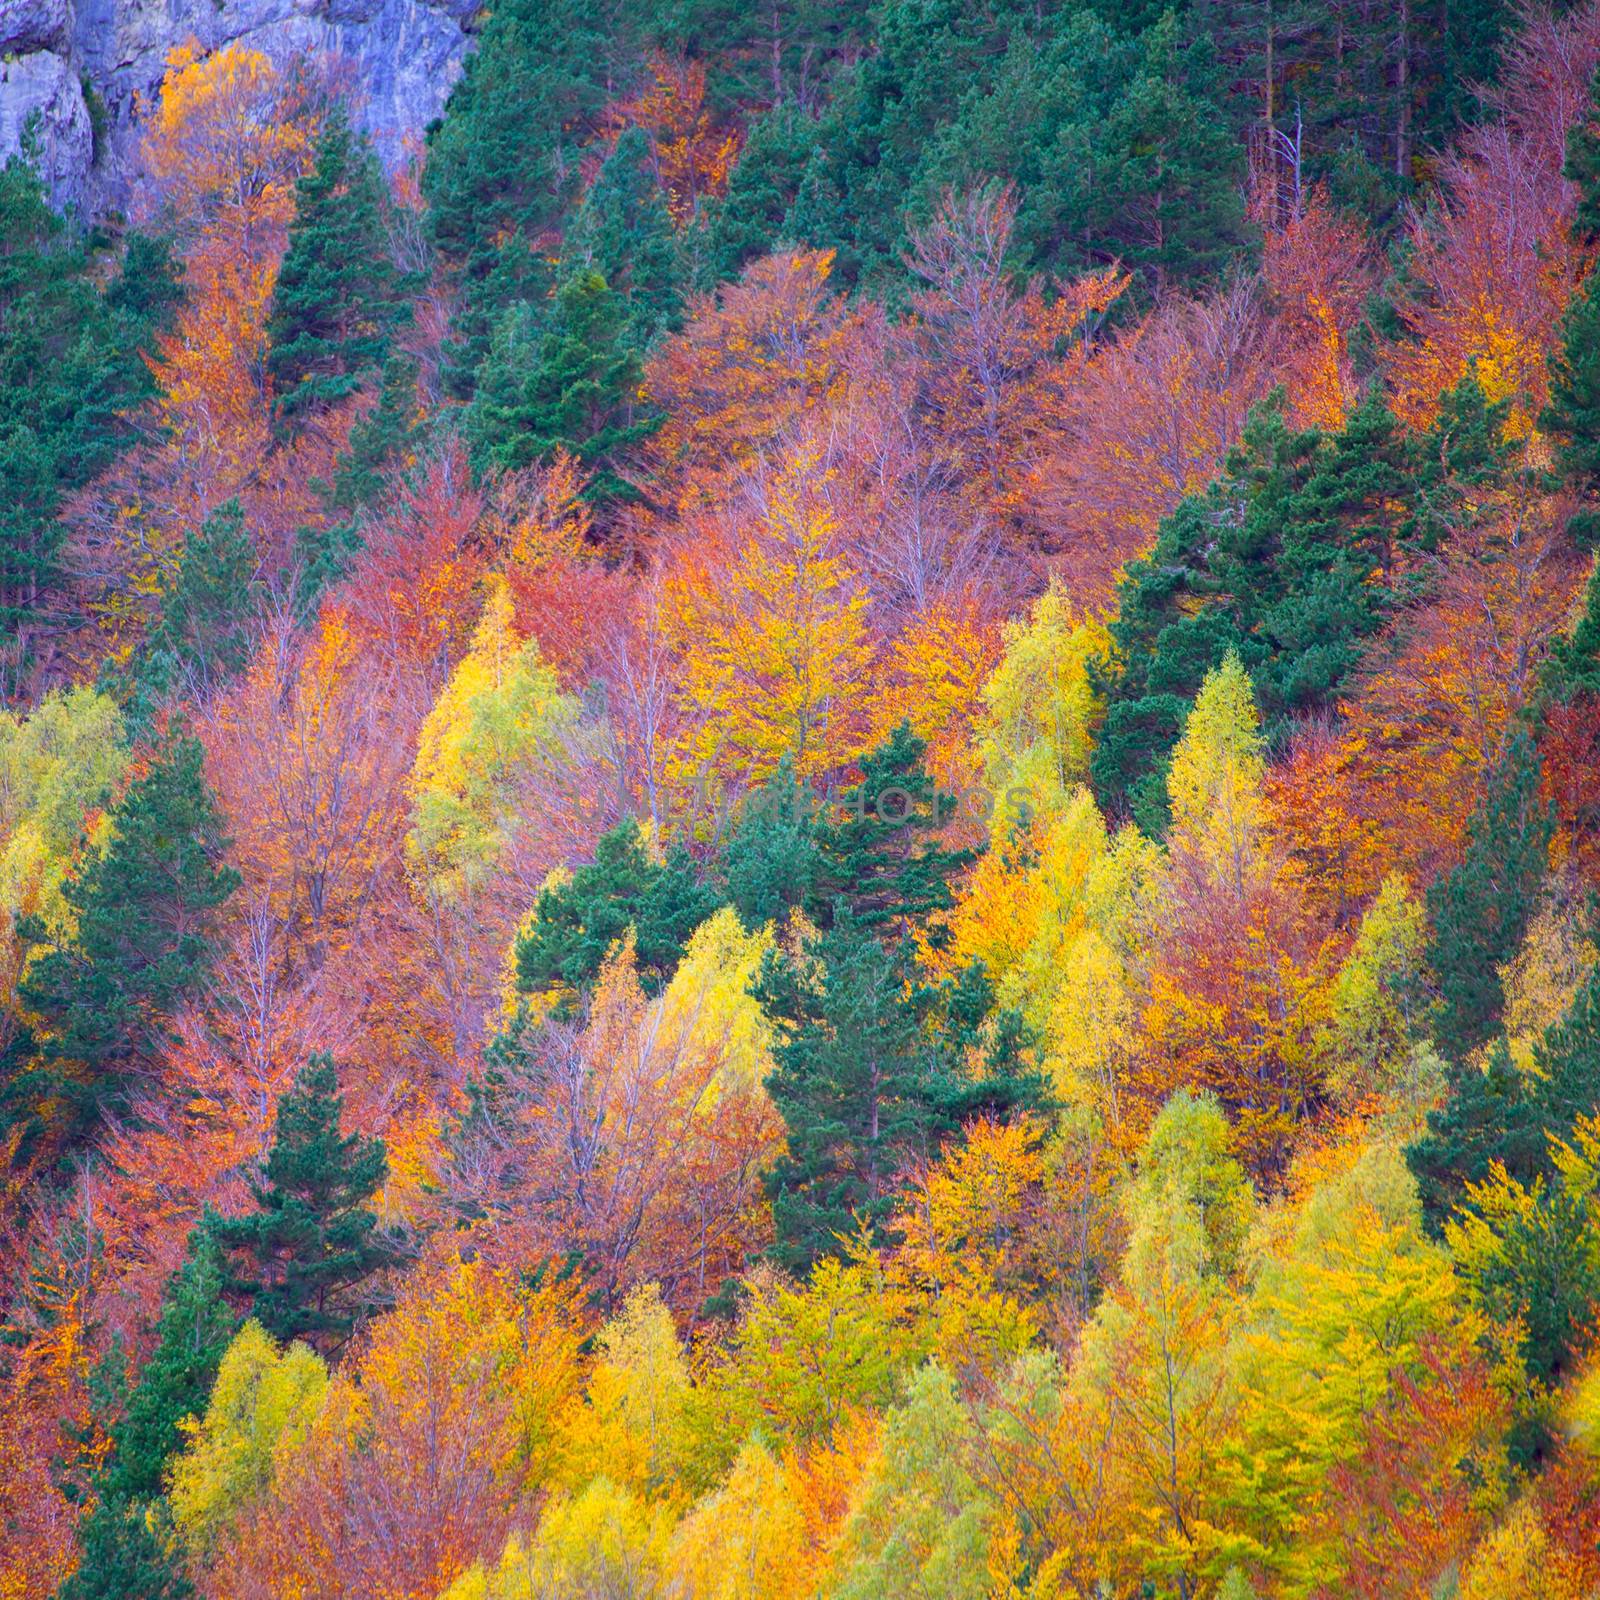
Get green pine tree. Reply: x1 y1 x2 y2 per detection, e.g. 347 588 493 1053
142 500 260 702
724 755 821 931
691 104 817 288
7 731 237 1158
757 912 1043 1274
266 107 409 428
1090 378 1513 831
106 1228 237 1503
1424 729 1554 1065
1542 64 1600 544
0 157 180 693
566 126 685 349
465 269 658 498
57 1496 192 1600
809 723 972 938
292 352 421 612
422 0 623 395
783 0 1055 293
212 1055 398 1348
1080 14 1256 293
757 909 944 1272
513 821 718 1010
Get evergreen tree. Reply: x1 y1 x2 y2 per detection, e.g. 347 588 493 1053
266 108 409 428
291 352 421 613
0 157 179 691
692 105 817 288
757 909 944 1272
6 731 237 1157
212 1055 398 1348
784 0 1054 292
1079 15 1255 293
757 913 1043 1273
1411 924 1600 1241
142 500 260 702
1542 64 1600 545
809 723 972 937
107 1228 237 1503
465 270 658 497
724 755 821 930
1542 558 1600 707
1091 379 1511 830
1467 1173 1600 1387
566 127 685 349
422 0 623 394
513 821 718 1009
1424 730 1554 1065
57 1496 192 1600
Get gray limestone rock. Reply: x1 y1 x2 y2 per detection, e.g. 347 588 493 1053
0 48 92 206
1 0 73 54
1 0 475 214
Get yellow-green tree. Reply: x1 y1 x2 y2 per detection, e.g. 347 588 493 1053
440 1478 674 1600
1166 651 1267 898
654 905 777 1098
829 1362 995 1600
1224 1142 1461 1594
566 1283 692 1501
1322 873 1429 1102
976 583 1110 832
167 1319 328 1560
667 1436 809 1600
408 579 580 895
0 686 127 942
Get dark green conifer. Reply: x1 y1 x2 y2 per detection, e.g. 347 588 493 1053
292 353 421 612
567 127 684 348
465 270 658 498
1542 65 1600 544
512 822 718 1009
422 0 620 394
212 1055 398 1348
57 1496 192 1600
757 913 1043 1274
692 105 816 287
724 755 820 931
757 909 944 1272
7 731 237 1157
0 157 179 692
106 1229 236 1503
809 723 972 937
145 500 260 699
1424 730 1553 1065
1090 378 1513 830
266 108 409 427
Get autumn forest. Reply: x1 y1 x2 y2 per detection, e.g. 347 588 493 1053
3 0 1600 1594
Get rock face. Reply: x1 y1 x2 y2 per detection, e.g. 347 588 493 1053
0 0 476 213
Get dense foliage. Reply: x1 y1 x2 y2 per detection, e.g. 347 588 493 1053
4 2 1600 1597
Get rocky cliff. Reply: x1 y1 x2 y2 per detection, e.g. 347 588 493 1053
0 0 476 214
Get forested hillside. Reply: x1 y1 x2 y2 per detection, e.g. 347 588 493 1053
3 1 1600 1595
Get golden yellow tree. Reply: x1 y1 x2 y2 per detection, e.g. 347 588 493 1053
666 443 872 793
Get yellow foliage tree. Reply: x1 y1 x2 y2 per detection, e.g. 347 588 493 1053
667 1436 809 1600
666 443 872 793
1456 1501 1587 1600
439 1479 674 1600
567 1283 692 1501
408 580 580 895
976 582 1110 831
0 686 126 946
168 1319 328 1559
654 905 777 1097
1166 651 1268 899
